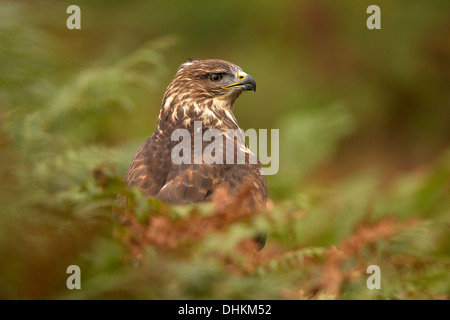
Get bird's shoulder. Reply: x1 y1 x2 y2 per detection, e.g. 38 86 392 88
124 130 173 196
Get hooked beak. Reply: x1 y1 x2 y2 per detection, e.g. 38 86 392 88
222 71 256 92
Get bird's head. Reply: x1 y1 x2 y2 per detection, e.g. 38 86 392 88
159 59 256 130
165 59 256 107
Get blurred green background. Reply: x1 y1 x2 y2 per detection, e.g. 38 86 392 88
0 0 449 299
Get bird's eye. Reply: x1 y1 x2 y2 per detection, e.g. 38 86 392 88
210 73 223 82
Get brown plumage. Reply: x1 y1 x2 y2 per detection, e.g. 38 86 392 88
120 59 267 245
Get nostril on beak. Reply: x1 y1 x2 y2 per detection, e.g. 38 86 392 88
238 71 247 81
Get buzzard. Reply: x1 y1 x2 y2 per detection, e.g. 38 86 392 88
120 59 267 245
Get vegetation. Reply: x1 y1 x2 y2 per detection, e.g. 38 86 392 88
0 0 448 299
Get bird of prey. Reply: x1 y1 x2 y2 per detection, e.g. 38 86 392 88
120 59 267 244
